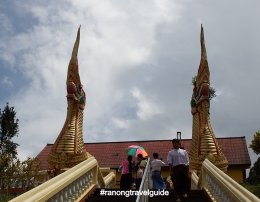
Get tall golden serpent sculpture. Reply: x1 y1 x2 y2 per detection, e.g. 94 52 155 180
189 25 228 173
48 27 89 169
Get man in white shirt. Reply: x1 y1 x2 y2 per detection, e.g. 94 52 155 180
167 139 190 201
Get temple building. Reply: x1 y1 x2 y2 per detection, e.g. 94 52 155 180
35 26 251 186
37 137 250 185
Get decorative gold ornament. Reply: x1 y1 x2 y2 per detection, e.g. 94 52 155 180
48 27 89 169
189 25 228 173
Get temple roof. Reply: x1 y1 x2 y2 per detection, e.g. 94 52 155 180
37 136 251 170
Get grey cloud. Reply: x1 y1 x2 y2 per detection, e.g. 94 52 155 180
0 0 259 167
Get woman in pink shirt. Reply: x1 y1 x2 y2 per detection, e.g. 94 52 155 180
119 155 133 189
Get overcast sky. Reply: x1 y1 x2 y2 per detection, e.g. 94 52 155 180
0 0 259 166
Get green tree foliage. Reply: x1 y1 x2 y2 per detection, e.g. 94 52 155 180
0 103 19 159
0 103 19 191
247 131 260 185
247 158 260 185
250 131 260 155
0 157 41 195
0 104 41 195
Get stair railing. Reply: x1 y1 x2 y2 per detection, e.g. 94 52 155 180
191 170 199 190
199 158 259 202
136 158 151 202
9 156 115 202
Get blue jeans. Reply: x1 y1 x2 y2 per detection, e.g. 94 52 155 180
152 171 166 189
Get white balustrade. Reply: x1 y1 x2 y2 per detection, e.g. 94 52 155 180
199 159 259 202
10 156 115 202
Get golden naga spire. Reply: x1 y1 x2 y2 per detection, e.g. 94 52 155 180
48 26 89 169
189 25 228 173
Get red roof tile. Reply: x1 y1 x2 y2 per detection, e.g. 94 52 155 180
36 136 251 170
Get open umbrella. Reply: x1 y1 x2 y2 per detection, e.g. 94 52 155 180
127 145 148 157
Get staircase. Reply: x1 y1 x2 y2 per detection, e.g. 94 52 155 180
86 189 210 202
